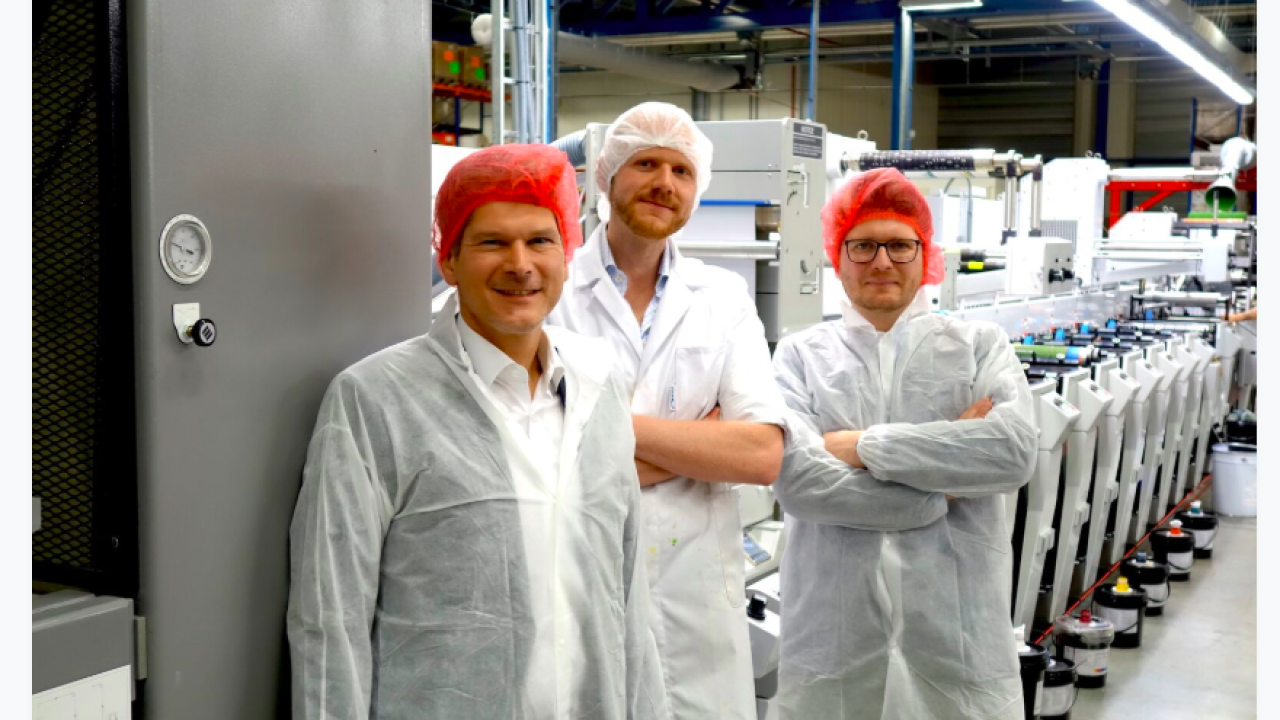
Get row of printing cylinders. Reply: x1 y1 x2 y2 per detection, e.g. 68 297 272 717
1008 320 1243 642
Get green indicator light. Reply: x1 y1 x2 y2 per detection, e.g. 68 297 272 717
449 61 460 74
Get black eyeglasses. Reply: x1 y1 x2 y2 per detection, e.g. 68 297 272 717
844 239 921 264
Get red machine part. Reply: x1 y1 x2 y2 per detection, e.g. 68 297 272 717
1105 167 1255 229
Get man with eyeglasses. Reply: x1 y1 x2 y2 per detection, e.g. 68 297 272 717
770 167 1037 719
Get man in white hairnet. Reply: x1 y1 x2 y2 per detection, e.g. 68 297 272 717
287 144 669 720
549 102 786 720
771 167 1037 719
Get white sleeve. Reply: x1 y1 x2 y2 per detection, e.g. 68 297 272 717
857 329 1038 497
717 289 788 431
771 337 949 531
287 378 393 720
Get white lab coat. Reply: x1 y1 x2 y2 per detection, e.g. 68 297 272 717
548 224 787 720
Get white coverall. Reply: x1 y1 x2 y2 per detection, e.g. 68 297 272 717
771 290 1037 720
287 294 670 720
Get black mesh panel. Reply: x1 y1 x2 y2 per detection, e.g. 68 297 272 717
33 0 135 594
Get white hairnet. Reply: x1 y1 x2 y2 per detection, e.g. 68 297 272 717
595 102 714 204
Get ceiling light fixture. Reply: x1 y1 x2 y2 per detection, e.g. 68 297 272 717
1091 0 1254 105
899 0 984 12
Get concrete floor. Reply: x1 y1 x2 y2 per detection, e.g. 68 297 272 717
1068 517 1257 719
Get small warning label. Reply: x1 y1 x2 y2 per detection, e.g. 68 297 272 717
793 121 824 159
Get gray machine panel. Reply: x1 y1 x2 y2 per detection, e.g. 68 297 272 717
697 119 827 341
704 172 784 203
698 119 825 172
128 1 432 717
33 592 134 694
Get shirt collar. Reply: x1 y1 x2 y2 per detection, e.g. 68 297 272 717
840 287 933 333
456 314 565 395
600 225 673 289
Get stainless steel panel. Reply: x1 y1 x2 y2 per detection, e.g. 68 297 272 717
128 1 432 718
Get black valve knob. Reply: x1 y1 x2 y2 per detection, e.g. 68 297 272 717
190 319 217 347
747 593 768 621
1048 269 1065 283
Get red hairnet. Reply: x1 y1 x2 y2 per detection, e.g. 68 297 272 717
433 143 583 271
822 167 944 286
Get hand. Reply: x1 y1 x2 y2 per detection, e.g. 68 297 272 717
636 459 678 487
958 396 993 420
946 495 958 501
823 430 865 468
1228 307 1257 324
701 406 722 422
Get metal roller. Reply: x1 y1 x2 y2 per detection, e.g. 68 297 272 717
1134 292 1227 309
853 150 985 173
838 148 1041 179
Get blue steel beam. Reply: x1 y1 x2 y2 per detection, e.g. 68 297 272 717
567 0 897 36
890 6 913 150
1094 58 1110 156
564 0 1074 38
806 0 818 120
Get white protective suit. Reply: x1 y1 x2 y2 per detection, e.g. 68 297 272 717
771 290 1037 720
287 294 670 720
547 227 787 720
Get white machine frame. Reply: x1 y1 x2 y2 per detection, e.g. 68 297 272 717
1074 358 1140 594
1010 381 1078 640
1039 369 1112 626
1108 352 1162 565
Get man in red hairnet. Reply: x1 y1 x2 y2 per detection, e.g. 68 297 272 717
770 168 1037 719
288 144 670 720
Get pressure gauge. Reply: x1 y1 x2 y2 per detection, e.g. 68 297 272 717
159 214 212 284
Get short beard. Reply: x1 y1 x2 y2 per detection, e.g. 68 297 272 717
843 278 920 317
610 186 690 240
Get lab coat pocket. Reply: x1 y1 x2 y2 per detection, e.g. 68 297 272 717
673 346 726 420
711 485 748 608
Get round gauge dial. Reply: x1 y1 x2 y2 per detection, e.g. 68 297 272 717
159 215 212 284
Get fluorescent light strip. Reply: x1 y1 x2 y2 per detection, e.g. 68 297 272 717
1094 0 1253 105
901 1 984 12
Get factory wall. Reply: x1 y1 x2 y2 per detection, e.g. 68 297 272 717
554 62 938 150
1134 57 1239 159
934 57 1079 160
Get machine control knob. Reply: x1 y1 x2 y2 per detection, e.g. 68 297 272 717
1062 268 1076 280
1048 269 1065 283
747 593 768 621
188 319 217 347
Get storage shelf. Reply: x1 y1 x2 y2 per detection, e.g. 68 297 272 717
432 82 492 102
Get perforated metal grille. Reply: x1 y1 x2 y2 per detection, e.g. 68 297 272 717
33 0 104 570
1041 219 1079 246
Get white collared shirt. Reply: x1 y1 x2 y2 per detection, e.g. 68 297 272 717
456 314 573 718
457 314 567 491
